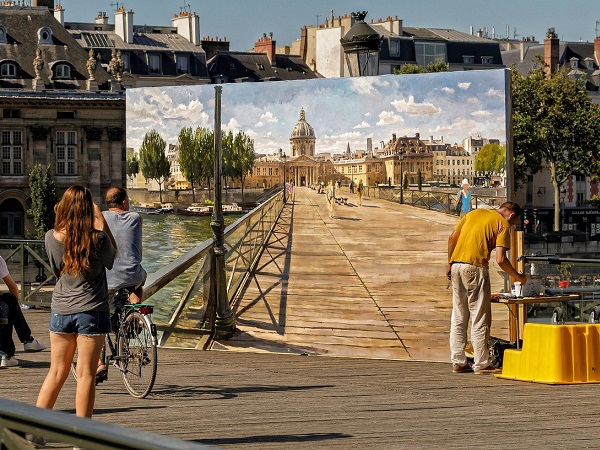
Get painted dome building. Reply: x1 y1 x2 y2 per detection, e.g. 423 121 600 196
289 108 316 157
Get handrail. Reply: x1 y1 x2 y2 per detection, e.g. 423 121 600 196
0 397 215 449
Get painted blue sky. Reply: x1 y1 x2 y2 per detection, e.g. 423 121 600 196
126 69 508 155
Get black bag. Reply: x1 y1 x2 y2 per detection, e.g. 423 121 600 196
488 336 520 368
455 193 462 215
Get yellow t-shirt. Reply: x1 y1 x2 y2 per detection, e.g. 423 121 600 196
449 209 512 268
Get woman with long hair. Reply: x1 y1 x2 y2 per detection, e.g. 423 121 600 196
36 185 117 419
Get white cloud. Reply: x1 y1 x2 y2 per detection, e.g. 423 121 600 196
442 87 455 94
467 97 479 104
256 111 278 128
471 110 492 117
376 111 405 126
458 82 471 90
390 95 440 116
354 121 371 129
487 88 504 99
364 112 372 117
223 117 240 132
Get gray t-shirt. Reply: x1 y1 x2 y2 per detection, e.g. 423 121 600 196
45 230 116 314
103 210 147 292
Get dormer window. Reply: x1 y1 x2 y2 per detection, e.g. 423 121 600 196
38 27 53 45
481 56 493 64
585 58 594 70
53 63 71 79
175 54 188 74
257 63 265 70
147 53 161 74
0 26 7 44
0 62 17 77
463 56 474 64
570 58 578 69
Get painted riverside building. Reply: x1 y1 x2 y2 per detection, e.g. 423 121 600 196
143 108 490 193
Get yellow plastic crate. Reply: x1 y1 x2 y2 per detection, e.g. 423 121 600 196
496 323 600 384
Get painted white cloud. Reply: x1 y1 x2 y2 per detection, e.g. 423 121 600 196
467 97 479 104
442 87 455 94
223 117 241 132
471 110 492 117
364 112 371 117
390 96 440 116
376 111 405 126
458 82 471 90
354 121 371 129
487 88 504 99
256 111 278 128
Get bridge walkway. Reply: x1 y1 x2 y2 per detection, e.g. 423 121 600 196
215 187 510 362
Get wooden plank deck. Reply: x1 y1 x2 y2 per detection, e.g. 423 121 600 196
2 309 600 449
216 187 510 361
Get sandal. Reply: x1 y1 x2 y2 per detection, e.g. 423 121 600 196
95 366 108 384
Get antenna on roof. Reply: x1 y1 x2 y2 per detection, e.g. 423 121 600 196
596 20 600 37
315 14 321 26
180 1 191 13
110 2 123 11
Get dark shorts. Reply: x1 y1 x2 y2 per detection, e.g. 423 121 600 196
49 311 111 336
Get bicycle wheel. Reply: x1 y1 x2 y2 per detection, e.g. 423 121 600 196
117 310 157 398
71 337 108 383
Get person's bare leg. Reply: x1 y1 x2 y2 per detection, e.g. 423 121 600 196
36 333 77 410
129 287 143 304
74 334 105 418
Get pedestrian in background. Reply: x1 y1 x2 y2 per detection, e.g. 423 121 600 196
447 202 526 375
36 185 117 420
356 179 364 206
327 180 336 219
456 178 472 217
0 256 46 367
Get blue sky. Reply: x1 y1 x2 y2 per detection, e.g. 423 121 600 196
59 0 600 52
126 69 508 155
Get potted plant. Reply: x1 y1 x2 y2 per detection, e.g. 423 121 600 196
558 263 572 288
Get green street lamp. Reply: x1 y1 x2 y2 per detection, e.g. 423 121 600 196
340 11 382 77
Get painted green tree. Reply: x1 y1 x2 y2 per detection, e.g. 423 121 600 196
126 149 139 182
28 163 56 239
178 126 203 203
139 129 170 203
197 127 215 195
229 131 255 205
512 60 600 230
474 143 506 180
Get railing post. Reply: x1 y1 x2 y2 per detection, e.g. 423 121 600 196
211 85 236 339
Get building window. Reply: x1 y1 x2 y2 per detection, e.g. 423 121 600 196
176 54 189 74
56 131 77 175
571 59 578 69
389 39 401 57
57 111 75 120
415 41 446 67
463 56 474 64
0 62 17 77
54 63 71 79
3 109 20 119
1 130 22 175
481 56 493 64
121 52 130 72
0 26 7 44
148 54 161 74
268 167 273 176
586 59 594 70
38 26 52 45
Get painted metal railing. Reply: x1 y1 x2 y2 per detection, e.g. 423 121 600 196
0 189 285 348
362 186 506 214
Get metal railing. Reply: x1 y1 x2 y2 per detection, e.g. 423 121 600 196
362 186 505 214
0 398 215 449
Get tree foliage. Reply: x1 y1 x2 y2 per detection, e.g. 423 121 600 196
139 129 171 202
126 150 139 180
178 127 201 202
28 163 56 239
512 60 600 230
395 60 449 74
474 143 506 175
228 131 255 204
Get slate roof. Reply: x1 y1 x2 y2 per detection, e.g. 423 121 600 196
67 27 209 78
207 51 321 83
0 8 110 89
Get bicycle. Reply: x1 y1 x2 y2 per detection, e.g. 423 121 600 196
70 288 158 399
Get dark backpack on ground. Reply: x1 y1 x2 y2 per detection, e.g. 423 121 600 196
488 336 520 368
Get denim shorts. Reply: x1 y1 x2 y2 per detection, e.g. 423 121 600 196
49 311 111 336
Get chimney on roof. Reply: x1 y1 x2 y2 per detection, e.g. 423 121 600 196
595 35 600 67
172 10 200 46
95 11 108 25
115 8 134 44
255 32 276 65
54 3 64 25
544 27 559 77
